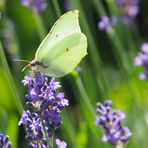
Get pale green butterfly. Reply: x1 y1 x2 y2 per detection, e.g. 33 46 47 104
25 10 87 77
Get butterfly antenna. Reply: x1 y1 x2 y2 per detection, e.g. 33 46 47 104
22 63 31 72
13 59 31 63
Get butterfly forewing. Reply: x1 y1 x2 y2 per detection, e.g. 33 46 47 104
35 10 81 62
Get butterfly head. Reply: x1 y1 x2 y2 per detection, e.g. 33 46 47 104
30 60 49 70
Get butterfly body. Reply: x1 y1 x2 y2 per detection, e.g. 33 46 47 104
30 60 49 69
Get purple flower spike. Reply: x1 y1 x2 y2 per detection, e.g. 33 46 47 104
141 43 148 53
95 100 132 146
98 16 110 31
19 71 68 147
128 4 139 17
116 0 139 25
22 72 33 86
98 16 117 31
116 0 139 17
19 110 44 147
21 0 47 13
120 127 132 143
0 133 11 148
134 43 148 80
56 139 67 148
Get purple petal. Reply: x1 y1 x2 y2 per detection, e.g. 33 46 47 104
56 139 67 148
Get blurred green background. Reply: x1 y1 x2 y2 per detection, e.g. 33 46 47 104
0 0 148 147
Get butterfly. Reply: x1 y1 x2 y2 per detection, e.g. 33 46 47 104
18 10 87 77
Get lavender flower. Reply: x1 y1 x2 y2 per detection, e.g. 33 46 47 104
95 100 132 146
116 0 139 17
56 139 67 148
98 16 117 31
98 16 110 31
0 133 11 148
116 0 139 25
134 43 148 80
18 110 46 147
19 71 68 147
21 0 47 13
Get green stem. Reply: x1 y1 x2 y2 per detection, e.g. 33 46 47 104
73 74 99 138
51 133 54 148
113 143 125 148
52 0 62 17
75 75 95 116
72 0 110 95
32 12 46 40
0 41 23 114
61 111 78 147
92 0 106 15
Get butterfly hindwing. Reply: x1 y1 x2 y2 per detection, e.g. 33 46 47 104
38 32 87 77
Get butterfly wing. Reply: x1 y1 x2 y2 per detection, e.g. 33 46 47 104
35 10 81 61
38 32 87 77
34 10 87 77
